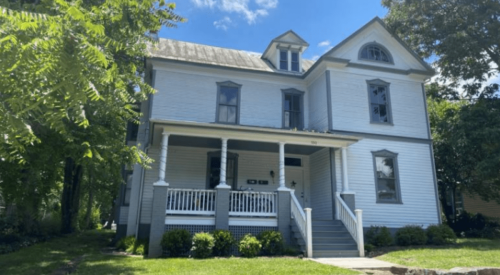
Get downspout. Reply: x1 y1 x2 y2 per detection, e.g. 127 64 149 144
134 68 156 238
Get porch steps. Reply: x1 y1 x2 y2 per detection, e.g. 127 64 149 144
312 220 358 258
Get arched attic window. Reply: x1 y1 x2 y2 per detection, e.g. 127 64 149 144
359 43 393 63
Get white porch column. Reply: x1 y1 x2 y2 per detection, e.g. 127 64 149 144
156 131 169 185
341 147 350 193
278 142 288 190
217 138 230 189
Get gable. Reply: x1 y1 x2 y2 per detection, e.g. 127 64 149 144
324 18 433 74
273 30 309 46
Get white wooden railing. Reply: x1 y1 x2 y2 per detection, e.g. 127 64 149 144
166 188 216 215
335 192 364 257
290 191 313 258
229 191 277 217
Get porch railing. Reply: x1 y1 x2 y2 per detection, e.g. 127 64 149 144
229 191 277 217
166 188 216 215
335 192 364 257
290 191 312 258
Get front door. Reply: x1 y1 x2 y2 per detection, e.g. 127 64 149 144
207 152 238 190
286 167 305 208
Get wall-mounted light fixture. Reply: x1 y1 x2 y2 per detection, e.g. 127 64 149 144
270 170 275 184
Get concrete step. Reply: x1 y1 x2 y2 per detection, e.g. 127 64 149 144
312 231 352 238
313 238 356 245
314 243 358 250
313 250 359 258
312 220 343 226
312 225 348 231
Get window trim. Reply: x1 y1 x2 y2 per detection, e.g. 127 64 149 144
366 79 393 125
371 149 402 204
281 88 305 129
358 42 394 64
216 81 242 125
279 50 288 71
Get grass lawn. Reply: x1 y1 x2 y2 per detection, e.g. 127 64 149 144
377 238 500 270
0 230 358 275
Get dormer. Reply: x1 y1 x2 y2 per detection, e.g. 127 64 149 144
262 30 309 73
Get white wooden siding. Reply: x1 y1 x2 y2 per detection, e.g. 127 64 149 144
329 70 428 139
345 139 439 227
140 145 311 223
119 206 129 224
307 72 329 131
309 148 333 220
151 69 309 129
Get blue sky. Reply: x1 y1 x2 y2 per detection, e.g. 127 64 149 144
159 0 388 61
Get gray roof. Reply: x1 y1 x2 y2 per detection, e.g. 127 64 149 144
149 38 315 74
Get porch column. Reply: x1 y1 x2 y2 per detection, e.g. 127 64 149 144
149 130 170 257
341 147 350 192
157 131 170 184
341 147 356 212
217 138 230 189
215 138 230 230
278 142 287 191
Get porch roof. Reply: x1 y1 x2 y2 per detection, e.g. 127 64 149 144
150 119 361 149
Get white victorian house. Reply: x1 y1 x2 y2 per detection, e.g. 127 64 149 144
116 17 441 258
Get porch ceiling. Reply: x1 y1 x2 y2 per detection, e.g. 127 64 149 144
150 120 361 152
168 135 324 155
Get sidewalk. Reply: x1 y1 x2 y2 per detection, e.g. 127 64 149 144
311 257 397 270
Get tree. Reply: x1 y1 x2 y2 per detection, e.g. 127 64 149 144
382 0 500 83
0 0 183 233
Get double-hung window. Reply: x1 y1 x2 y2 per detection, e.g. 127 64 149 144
216 81 241 124
291 52 299 72
372 150 401 203
367 79 392 124
279 50 288 70
282 89 304 129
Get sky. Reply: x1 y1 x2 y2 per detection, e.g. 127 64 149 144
159 0 389 61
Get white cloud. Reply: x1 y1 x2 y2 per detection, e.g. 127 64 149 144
311 55 320 61
214 16 232 31
318 40 330 47
191 0 216 8
255 0 278 9
193 0 278 25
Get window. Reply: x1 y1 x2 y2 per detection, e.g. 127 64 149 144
279 50 288 70
367 79 392 124
123 171 133 206
206 151 239 189
359 43 392 63
372 150 401 203
291 52 299 72
282 89 304 129
216 81 241 124
285 157 302 167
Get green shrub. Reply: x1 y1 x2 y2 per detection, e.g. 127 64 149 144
133 239 149 255
191 232 215 259
365 226 393 247
116 235 136 251
161 229 191 257
212 229 235 256
257 230 284 256
39 213 61 237
282 246 300 256
396 225 427 246
364 243 375 253
238 234 261 258
426 224 456 245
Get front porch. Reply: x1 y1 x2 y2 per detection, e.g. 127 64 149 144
146 121 365 258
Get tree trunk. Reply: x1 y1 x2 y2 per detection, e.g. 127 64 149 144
85 168 93 230
104 196 116 230
61 157 83 234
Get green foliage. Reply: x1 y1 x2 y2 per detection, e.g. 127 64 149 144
116 235 135 251
0 0 184 234
364 244 375 253
396 225 427 246
116 236 148 255
257 230 284 256
426 224 456 245
161 229 191 257
211 229 235 257
191 232 215 259
365 226 393 247
383 0 500 83
451 211 500 239
238 234 261 258
282 246 300 256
